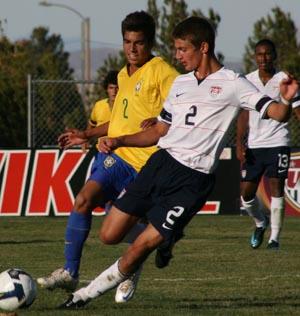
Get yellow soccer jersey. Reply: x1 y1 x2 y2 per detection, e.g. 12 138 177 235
108 56 178 172
89 98 112 127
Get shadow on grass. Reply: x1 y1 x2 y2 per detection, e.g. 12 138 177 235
0 239 64 245
175 295 300 310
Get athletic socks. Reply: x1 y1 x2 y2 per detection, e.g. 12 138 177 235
269 196 285 242
64 211 92 278
75 259 128 300
241 196 266 228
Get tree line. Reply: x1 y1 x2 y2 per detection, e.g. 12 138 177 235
0 1 299 147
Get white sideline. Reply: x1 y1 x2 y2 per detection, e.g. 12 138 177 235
80 274 300 284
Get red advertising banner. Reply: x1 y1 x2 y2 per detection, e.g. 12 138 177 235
0 149 226 216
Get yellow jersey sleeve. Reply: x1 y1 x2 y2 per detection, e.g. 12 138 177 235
108 57 178 171
89 98 112 127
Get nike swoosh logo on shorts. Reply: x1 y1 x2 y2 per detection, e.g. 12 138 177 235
162 223 173 230
278 169 287 173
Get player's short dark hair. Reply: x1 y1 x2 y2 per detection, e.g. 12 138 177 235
255 39 277 59
121 11 156 47
172 16 215 52
103 70 118 90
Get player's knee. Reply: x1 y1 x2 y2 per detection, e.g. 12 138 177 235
240 185 255 201
74 193 92 214
241 194 255 202
99 228 121 245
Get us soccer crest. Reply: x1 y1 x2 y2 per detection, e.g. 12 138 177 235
210 85 222 98
284 152 300 215
103 156 116 169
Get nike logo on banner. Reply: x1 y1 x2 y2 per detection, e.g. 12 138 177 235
176 92 185 97
162 223 173 230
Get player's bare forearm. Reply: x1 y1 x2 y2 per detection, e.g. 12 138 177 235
140 117 158 130
236 110 248 144
118 121 169 148
99 121 169 153
268 76 300 122
85 122 109 138
266 102 292 122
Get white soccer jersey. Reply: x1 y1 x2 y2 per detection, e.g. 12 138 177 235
246 70 300 148
157 67 273 174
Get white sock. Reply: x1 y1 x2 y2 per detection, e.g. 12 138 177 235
269 196 285 243
241 196 266 227
74 259 127 300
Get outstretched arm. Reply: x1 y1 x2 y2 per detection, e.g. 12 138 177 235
265 76 299 122
58 122 109 149
99 121 170 154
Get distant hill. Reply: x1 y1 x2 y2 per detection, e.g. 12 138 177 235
68 47 120 79
69 48 244 79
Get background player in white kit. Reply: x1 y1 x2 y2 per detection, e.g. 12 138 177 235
236 39 300 250
58 17 298 309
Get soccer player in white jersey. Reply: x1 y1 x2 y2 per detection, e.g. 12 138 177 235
236 39 300 250
58 17 298 309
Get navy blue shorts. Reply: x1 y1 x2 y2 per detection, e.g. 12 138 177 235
113 149 215 241
88 152 137 204
241 147 290 182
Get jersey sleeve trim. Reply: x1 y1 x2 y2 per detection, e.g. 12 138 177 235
291 95 300 108
158 108 172 123
89 119 97 127
255 96 273 112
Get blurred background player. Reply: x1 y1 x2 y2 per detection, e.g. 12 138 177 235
236 39 300 250
37 10 178 304
58 17 298 309
82 70 118 154
86 70 118 143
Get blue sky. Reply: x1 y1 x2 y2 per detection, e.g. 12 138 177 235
1 0 299 61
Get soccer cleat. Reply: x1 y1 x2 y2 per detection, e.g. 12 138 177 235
115 266 142 303
37 268 78 291
267 240 280 250
155 231 184 268
58 294 90 309
250 217 269 249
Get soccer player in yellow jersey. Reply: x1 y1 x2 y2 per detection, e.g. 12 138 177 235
37 11 178 303
82 70 118 153
89 70 118 129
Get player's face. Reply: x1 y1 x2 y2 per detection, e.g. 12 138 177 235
123 31 152 68
107 84 118 104
174 38 202 72
255 44 276 72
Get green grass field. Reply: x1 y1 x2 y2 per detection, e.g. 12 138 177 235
0 215 300 316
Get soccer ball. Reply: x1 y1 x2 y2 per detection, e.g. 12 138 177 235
0 268 37 311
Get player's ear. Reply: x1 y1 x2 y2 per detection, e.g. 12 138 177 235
200 42 209 54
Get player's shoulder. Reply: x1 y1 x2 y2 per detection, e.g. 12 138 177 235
149 56 170 67
170 72 194 88
94 98 109 108
245 69 258 80
273 70 288 81
147 56 178 74
210 67 248 84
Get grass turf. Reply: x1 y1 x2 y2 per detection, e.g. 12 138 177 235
0 215 299 315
